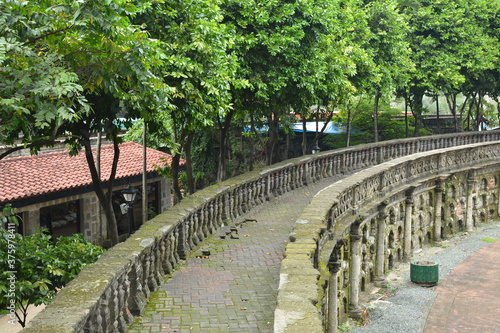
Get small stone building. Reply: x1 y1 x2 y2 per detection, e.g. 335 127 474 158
0 142 176 246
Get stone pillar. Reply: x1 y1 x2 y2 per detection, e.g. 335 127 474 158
177 214 189 260
22 209 40 236
327 255 342 333
404 188 415 260
434 177 446 241
349 221 363 318
304 161 311 185
375 203 388 287
466 172 476 232
159 178 171 212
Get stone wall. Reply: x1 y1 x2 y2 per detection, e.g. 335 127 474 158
22 131 500 333
274 141 500 333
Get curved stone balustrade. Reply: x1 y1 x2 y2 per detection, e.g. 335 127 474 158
22 131 500 333
274 140 500 333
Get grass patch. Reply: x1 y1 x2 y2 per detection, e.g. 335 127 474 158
482 237 499 243
338 323 352 332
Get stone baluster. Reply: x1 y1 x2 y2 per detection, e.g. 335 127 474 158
466 171 476 232
350 151 357 169
250 180 257 207
221 193 229 222
327 252 342 333
318 158 324 180
228 190 236 220
186 211 197 247
177 216 190 260
404 188 415 260
257 177 264 203
247 181 257 206
349 221 363 318
285 166 291 189
216 196 223 227
375 203 388 287
289 166 296 190
379 146 384 163
103 289 115 331
301 163 308 186
208 200 216 233
127 264 143 316
264 173 271 200
240 184 247 213
284 167 291 192
172 224 181 264
161 233 173 275
338 154 344 174
145 251 158 293
311 160 317 182
237 185 243 215
200 204 209 239
327 156 333 177
298 164 304 187
153 244 163 288
119 275 132 330
273 171 281 196
346 152 355 171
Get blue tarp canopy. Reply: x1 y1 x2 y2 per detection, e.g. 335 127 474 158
243 121 341 134
292 122 341 134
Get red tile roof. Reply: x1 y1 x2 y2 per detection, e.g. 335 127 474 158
0 142 178 203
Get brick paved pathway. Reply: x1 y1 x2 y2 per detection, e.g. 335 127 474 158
423 239 500 333
127 178 337 333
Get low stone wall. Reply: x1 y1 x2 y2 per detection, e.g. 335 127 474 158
274 141 500 333
22 131 500 333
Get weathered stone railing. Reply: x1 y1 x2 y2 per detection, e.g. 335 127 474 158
274 140 500 333
23 131 500 333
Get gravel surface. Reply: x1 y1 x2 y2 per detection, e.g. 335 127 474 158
349 222 500 333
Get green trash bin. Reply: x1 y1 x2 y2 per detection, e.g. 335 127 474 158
410 261 439 287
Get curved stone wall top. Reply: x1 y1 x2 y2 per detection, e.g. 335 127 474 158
275 140 500 333
22 131 500 333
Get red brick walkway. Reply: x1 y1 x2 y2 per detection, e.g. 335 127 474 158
424 240 500 333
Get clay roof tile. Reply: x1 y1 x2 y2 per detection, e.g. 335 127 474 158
0 142 179 203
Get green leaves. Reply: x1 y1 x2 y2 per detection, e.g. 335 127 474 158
0 207 105 326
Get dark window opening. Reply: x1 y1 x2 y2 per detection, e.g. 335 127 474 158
40 200 80 240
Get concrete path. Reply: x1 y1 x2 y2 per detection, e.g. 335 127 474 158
127 178 338 333
423 239 500 333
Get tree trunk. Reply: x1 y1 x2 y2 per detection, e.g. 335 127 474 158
404 95 409 137
142 121 147 224
346 105 352 147
171 153 183 204
475 91 483 130
459 95 469 131
82 129 120 246
497 97 500 126
373 87 380 142
216 109 235 182
266 111 280 165
445 93 460 132
409 86 425 136
285 131 290 160
184 131 195 194
302 117 307 155
250 113 266 164
308 112 334 152
435 93 441 133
